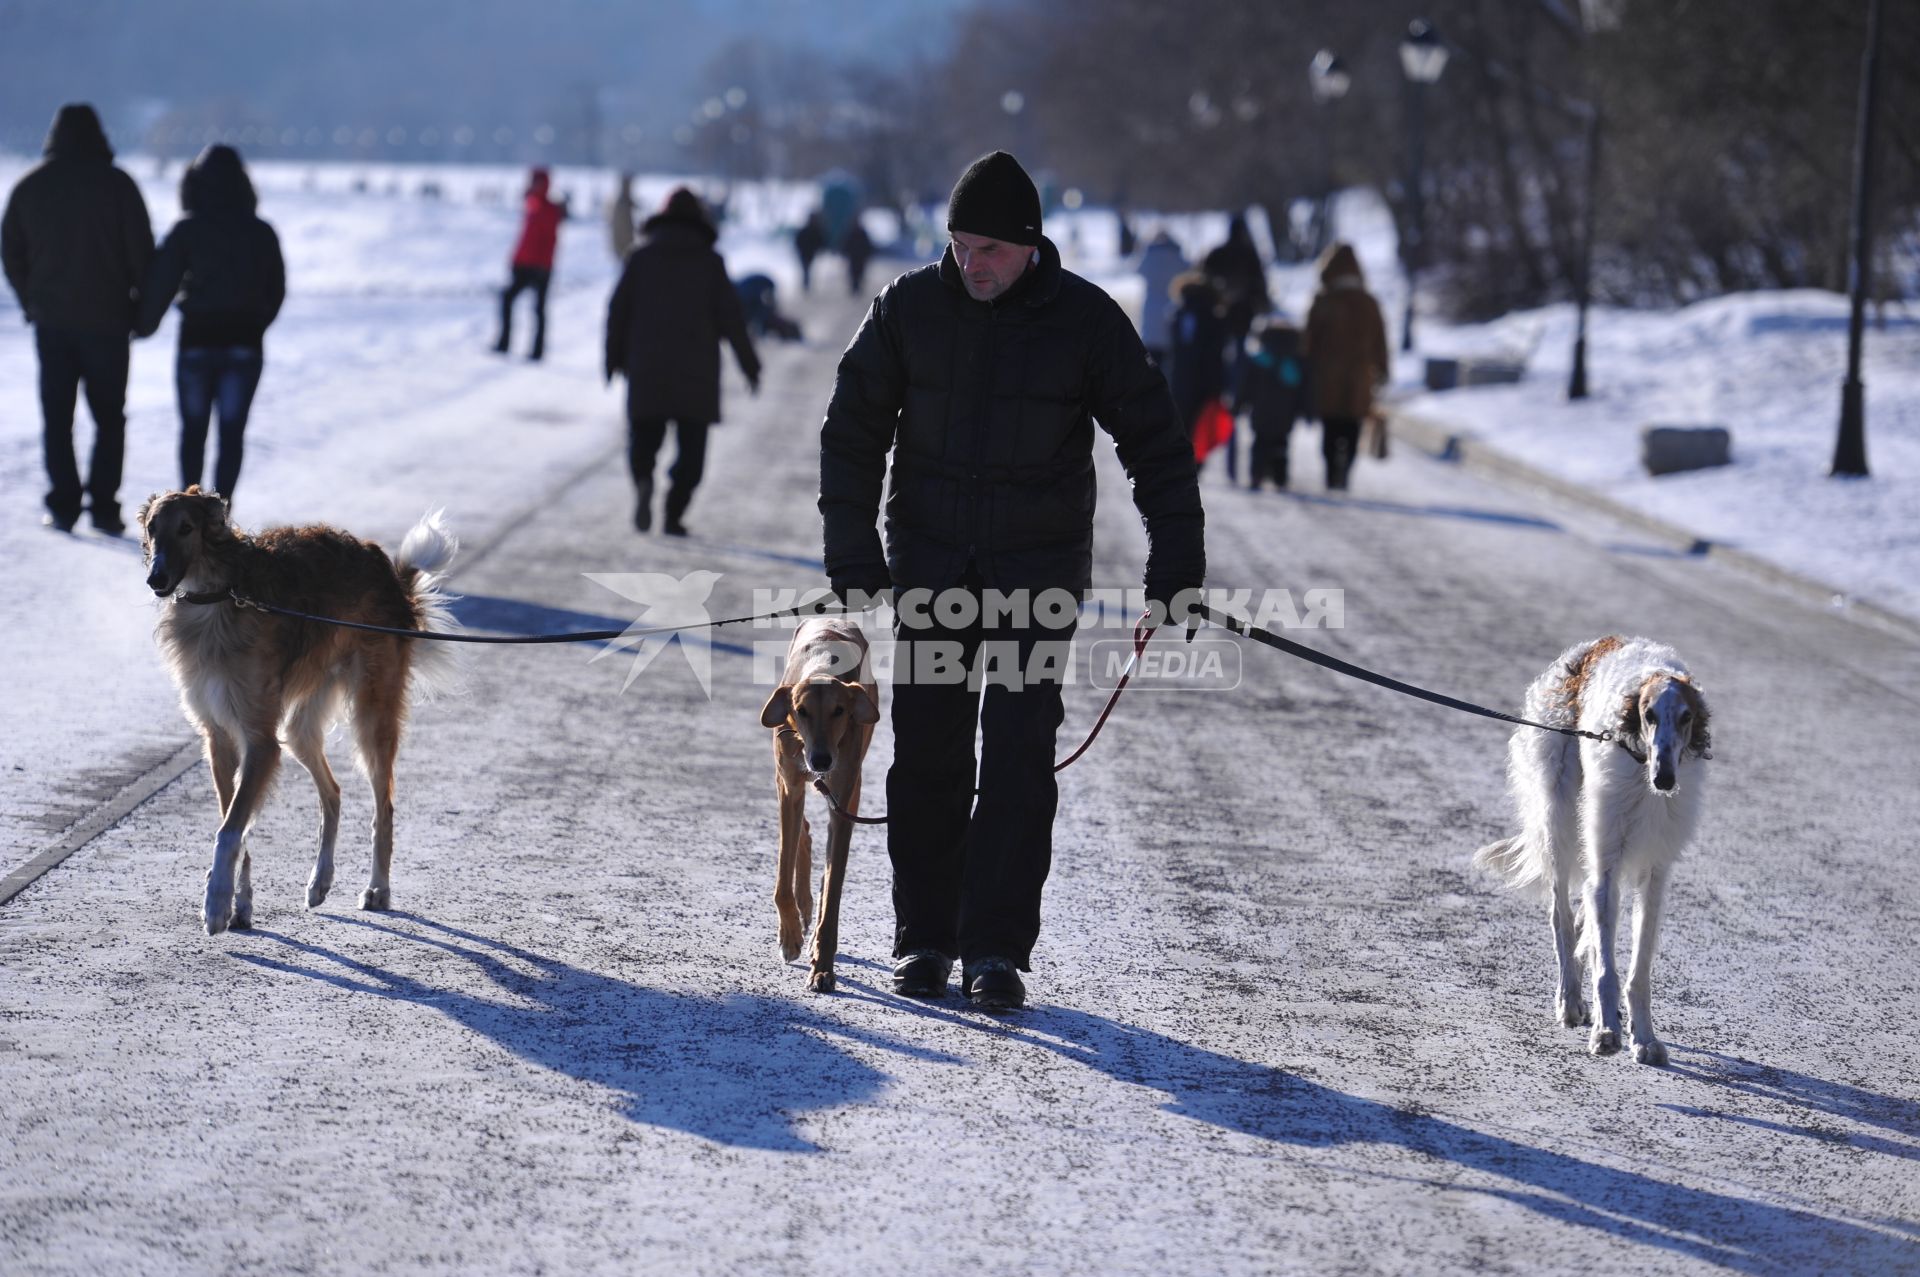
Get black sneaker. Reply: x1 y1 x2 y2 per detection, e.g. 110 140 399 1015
42 511 77 533
964 957 1025 1011
91 509 126 536
892 950 953 998
663 517 689 538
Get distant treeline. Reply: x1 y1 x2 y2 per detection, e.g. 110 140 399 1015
686 0 1919 314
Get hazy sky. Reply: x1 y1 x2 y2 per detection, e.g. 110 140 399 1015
0 0 974 160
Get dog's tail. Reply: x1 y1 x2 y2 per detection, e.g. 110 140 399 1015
396 509 463 698
1473 833 1551 896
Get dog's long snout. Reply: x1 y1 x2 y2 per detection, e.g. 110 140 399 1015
1653 767 1676 793
146 559 171 595
807 750 834 776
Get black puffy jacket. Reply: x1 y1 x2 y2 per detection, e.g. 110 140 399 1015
0 105 152 334
605 205 761 425
136 146 285 349
820 237 1205 596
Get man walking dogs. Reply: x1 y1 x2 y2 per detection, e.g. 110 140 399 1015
819 151 1206 1011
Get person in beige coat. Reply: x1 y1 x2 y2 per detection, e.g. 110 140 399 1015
1303 242 1389 490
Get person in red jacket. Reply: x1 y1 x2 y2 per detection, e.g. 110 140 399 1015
492 168 566 361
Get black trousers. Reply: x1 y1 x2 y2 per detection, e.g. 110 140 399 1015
496 265 550 358
37 327 129 524
887 574 1077 969
1249 417 1293 488
177 346 263 500
1323 416 1361 490
627 416 711 520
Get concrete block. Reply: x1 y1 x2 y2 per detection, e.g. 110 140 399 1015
1641 425 1732 476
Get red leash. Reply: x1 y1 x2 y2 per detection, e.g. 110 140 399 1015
812 615 1157 825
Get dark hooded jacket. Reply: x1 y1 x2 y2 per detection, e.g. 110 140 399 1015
819 236 1206 596
135 145 286 348
605 190 760 424
1 105 153 334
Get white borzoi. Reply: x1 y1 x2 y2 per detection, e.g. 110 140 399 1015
1476 636 1712 1064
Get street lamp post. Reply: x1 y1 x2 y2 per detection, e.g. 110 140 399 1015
1399 20 1449 353
1832 0 1885 478
1308 50 1351 255
1568 105 1601 400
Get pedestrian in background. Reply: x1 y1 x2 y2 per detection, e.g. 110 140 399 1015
493 167 566 361
608 173 636 261
135 145 285 505
1303 242 1388 492
1 103 152 533
1135 227 1186 366
605 187 760 537
794 210 827 293
1238 318 1308 491
1166 270 1227 464
841 217 874 296
1202 213 1270 482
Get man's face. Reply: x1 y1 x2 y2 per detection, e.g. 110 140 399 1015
952 230 1035 302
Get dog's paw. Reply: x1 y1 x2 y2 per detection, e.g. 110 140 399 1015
1588 1026 1620 1056
1556 996 1591 1028
358 885 390 911
778 916 803 963
229 901 254 930
1631 1037 1668 1066
807 968 836 994
203 880 234 935
306 869 334 909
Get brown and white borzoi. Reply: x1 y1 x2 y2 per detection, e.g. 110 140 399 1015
139 488 458 934
758 617 879 993
1476 636 1712 1064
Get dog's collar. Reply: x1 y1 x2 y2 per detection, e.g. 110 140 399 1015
175 587 235 606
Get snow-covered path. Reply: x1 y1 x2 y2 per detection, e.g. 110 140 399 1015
3 176 1918 1276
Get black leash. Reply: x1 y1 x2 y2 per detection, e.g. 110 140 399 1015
808 617 1160 826
178 589 1612 747
178 588 851 644
1194 602 1614 744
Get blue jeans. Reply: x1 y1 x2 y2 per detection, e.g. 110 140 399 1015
177 347 263 499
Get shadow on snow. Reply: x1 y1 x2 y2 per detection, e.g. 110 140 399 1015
232 913 958 1152
234 920 1912 1270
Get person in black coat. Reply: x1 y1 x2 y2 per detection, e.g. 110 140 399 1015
1166 271 1228 450
605 187 761 536
135 145 286 503
2 103 153 532
794 210 827 293
820 150 1206 1010
840 218 874 296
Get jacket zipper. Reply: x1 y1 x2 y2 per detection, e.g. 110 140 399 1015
967 303 997 566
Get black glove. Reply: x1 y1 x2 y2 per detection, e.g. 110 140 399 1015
831 566 892 611
1144 579 1204 628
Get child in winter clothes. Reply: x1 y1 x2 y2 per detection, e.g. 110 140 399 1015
1238 318 1308 490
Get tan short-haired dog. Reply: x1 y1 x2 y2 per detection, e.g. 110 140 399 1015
758 617 879 992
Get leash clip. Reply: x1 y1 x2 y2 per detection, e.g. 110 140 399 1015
229 590 265 612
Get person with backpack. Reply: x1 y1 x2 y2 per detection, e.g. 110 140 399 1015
135 145 286 504
1237 318 1308 491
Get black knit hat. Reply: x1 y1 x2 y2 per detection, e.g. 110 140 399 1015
947 150 1041 246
